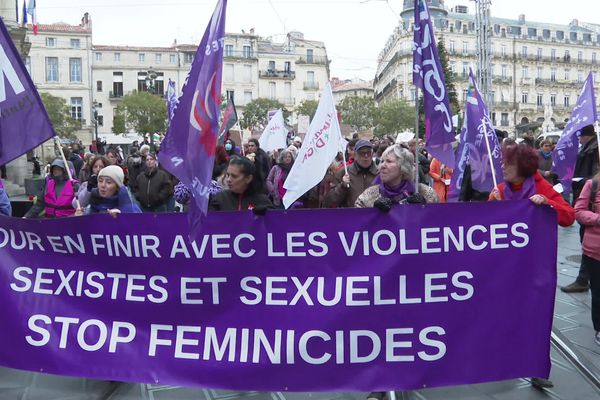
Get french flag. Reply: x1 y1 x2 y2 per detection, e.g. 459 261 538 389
27 0 38 35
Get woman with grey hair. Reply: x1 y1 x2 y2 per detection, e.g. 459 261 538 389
266 149 295 208
355 144 438 209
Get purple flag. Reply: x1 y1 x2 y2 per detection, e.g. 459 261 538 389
449 70 503 200
166 78 177 122
412 0 455 167
158 0 227 238
0 17 56 166
0 202 556 391
552 72 598 193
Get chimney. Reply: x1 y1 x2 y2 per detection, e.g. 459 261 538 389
518 14 525 23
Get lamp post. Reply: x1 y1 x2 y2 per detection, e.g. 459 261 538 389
92 100 99 154
145 69 158 149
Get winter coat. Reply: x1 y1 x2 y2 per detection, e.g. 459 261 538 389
537 151 556 184
324 162 379 208
572 137 599 202
69 153 84 177
0 179 11 216
490 171 575 227
354 183 439 208
209 190 273 211
574 179 600 261
266 164 290 206
127 154 145 193
135 167 173 209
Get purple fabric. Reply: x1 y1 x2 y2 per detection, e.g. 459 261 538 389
449 70 503 201
552 72 598 193
412 0 455 167
0 18 56 165
157 0 227 240
502 175 536 201
373 175 416 200
0 202 556 391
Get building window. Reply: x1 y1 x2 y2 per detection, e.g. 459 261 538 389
114 53 121 62
578 51 583 62
243 64 252 83
522 46 527 58
184 53 194 63
578 70 584 83
537 94 543 106
70 97 83 121
284 82 291 103
95 52 102 62
46 37 56 47
169 54 176 64
564 95 570 108
462 41 468 55
550 94 556 107
551 48 556 60
463 89 468 102
269 82 276 100
244 90 252 104
564 50 570 61
501 64 507 79
449 40 455 54
500 113 509 127
112 72 124 97
593 53 597 65
139 53 145 62
522 92 528 103
97 115 104 127
462 62 469 77
226 90 234 102
501 45 506 57
565 69 570 81
224 64 234 82
243 45 252 58
537 66 543 79
522 66 528 79
25 56 31 75
70 39 80 49
284 61 291 73
225 44 233 57
69 58 82 82
155 54 162 63
268 60 276 72
450 61 456 73
45 57 59 82
306 49 314 63
550 68 556 81
96 81 102 92
537 48 542 60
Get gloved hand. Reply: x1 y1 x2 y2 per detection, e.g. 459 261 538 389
87 175 98 191
406 193 426 204
252 205 268 216
373 197 393 212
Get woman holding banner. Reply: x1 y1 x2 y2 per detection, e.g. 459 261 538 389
574 172 600 346
209 157 273 212
489 144 575 227
354 144 438 209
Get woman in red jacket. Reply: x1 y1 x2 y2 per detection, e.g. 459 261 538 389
490 144 575 227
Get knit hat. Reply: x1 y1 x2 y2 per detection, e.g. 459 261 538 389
580 124 596 137
98 165 124 187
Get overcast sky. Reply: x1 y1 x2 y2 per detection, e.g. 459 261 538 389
33 0 600 80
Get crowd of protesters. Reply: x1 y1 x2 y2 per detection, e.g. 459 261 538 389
2 124 598 394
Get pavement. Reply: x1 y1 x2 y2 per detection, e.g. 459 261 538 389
1 224 599 399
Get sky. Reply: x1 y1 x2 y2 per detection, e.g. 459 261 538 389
27 0 600 80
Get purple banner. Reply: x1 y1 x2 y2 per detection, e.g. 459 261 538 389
0 17 56 165
412 0 455 167
0 202 556 391
552 72 598 193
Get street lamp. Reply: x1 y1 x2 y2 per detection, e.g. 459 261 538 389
92 100 99 153
145 68 158 149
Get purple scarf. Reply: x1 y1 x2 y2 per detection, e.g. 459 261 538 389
373 176 416 202
502 175 536 200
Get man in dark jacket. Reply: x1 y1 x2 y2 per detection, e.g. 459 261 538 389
324 140 378 208
135 153 173 212
562 124 599 293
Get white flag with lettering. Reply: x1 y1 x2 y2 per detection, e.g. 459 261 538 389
283 83 345 209
258 109 288 152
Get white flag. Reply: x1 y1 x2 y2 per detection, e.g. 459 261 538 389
282 83 344 209
258 109 287 152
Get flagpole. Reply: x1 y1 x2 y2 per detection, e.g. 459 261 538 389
481 117 498 189
53 137 82 210
414 88 420 187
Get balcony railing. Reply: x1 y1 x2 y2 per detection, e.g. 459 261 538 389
303 82 319 90
109 91 124 99
224 50 257 59
296 56 328 65
259 70 296 80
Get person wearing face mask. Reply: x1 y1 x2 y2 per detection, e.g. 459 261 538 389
24 159 78 218
224 138 240 158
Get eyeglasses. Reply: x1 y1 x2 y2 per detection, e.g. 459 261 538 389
357 150 373 158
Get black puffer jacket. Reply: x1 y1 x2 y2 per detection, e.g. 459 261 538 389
572 136 599 202
135 167 173 208
209 190 273 211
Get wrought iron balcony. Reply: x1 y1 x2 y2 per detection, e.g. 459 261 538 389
259 70 296 80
